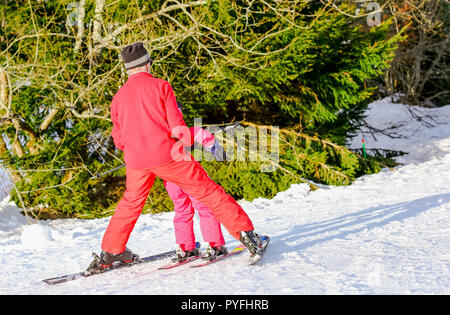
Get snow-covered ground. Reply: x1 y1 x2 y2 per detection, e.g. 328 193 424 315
1 97 449 295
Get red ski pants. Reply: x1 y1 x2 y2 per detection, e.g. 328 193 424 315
101 160 254 254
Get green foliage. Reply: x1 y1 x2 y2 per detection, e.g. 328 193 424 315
176 3 402 135
1 1 401 218
143 123 386 211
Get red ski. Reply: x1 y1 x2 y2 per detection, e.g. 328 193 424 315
190 245 246 268
158 255 202 270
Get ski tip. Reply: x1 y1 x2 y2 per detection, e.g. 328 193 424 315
42 279 56 285
42 272 85 285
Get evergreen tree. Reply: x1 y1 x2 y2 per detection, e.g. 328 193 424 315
0 1 403 218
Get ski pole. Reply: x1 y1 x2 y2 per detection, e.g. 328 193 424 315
91 164 125 179
362 138 366 158
215 122 242 134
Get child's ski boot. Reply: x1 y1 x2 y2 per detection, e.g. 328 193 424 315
171 244 201 263
202 244 228 261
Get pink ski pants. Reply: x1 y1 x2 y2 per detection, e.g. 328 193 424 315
164 180 225 251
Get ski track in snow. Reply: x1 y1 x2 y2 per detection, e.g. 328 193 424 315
1 97 449 294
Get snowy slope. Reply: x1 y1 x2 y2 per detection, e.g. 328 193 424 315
347 96 450 164
0 97 449 295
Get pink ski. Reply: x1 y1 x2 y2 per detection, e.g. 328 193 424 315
158 255 201 270
190 245 246 268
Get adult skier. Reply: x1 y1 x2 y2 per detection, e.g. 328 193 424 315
87 42 267 273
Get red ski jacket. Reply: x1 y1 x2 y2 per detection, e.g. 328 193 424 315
110 72 193 169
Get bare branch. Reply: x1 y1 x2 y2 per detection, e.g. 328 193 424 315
95 0 210 51
0 68 8 117
40 108 59 131
92 0 106 56
74 0 86 53
0 135 7 156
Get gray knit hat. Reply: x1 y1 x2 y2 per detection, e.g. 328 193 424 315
121 42 152 70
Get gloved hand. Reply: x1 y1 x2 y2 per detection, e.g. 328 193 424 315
205 139 227 161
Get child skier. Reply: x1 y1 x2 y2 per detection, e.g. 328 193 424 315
166 103 228 262
87 42 267 273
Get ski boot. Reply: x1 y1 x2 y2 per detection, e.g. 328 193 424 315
202 244 228 261
170 243 201 263
239 230 269 260
85 247 141 275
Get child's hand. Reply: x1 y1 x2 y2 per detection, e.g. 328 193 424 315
205 140 227 161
